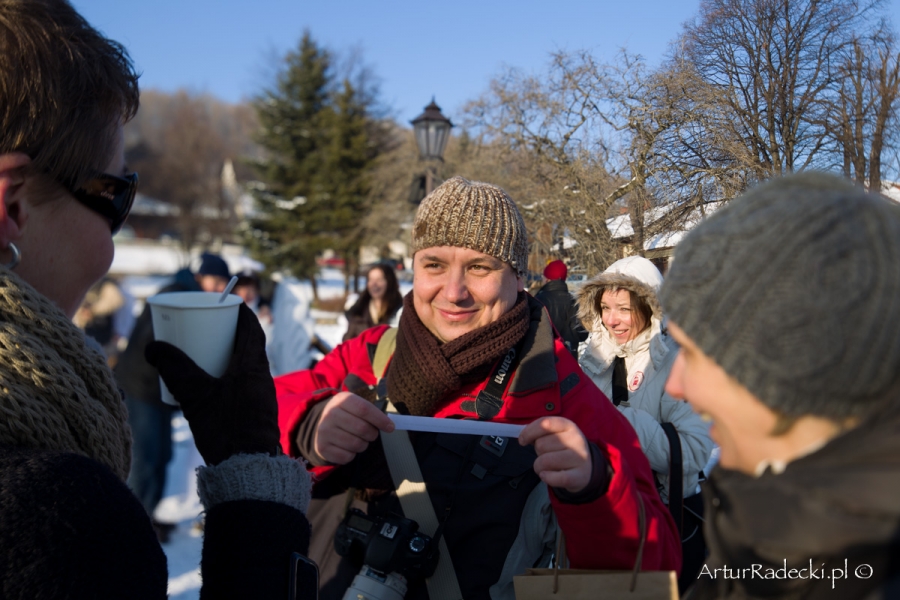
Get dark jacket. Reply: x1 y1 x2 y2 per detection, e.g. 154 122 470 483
0 447 310 599
342 298 400 342
533 279 587 357
685 407 900 600
115 269 200 406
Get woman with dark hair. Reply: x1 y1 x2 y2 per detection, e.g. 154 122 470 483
342 263 403 341
0 1 312 597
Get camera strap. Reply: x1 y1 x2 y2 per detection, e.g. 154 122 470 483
372 328 464 600
474 337 526 420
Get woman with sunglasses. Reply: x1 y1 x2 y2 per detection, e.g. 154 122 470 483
0 1 313 598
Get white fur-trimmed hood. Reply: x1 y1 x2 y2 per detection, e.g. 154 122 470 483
576 257 664 331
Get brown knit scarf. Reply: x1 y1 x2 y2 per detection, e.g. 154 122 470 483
386 291 531 416
0 268 132 480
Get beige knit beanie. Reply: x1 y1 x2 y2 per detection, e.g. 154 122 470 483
412 176 529 277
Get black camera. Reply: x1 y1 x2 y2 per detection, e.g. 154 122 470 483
335 509 439 599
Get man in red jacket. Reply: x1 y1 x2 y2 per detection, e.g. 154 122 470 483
277 176 680 599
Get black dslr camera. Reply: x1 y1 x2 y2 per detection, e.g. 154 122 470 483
335 509 439 599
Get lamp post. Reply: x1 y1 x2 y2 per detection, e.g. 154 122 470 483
411 98 453 197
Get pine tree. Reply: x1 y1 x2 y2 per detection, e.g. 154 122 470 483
317 79 376 289
245 31 384 299
245 32 331 295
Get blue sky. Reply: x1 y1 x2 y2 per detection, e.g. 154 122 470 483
74 1 900 125
73 0 710 123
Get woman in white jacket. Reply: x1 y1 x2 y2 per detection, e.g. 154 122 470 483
576 256 713 588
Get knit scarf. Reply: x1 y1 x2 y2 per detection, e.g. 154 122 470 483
386 291 531 416
0 268 131 480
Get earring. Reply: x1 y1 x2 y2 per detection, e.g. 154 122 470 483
3 242 20 270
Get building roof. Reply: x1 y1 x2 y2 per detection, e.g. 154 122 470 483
881 181 900 204
607 200 724 251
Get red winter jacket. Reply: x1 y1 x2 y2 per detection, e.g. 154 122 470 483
277 305 681 577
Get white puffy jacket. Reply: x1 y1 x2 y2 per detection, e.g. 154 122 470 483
576 257 713 503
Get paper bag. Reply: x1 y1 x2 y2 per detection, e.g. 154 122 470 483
514 494 678 599
513 568 678 599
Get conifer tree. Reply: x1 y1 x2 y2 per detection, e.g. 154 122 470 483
245 31 384 298
317 79 374 287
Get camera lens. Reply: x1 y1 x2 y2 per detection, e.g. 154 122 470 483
408 535 427 554
342 567 407 600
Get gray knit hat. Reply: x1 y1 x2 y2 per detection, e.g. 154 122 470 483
660 172 900 421
412 176 529 277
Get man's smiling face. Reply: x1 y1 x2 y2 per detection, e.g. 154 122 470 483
412 246 523 343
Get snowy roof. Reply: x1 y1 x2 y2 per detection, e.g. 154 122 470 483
606 213 632 238
130 193 179 217
110 240 263 277
550 236 578 251
606 201 724 250
110 241 185 275
881 181 900 204
645 229 687 250
606 204 677 240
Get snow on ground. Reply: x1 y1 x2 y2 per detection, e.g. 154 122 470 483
154 416 204 600
146 268 410 599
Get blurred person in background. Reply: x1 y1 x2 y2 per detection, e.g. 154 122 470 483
0 2 311 598
576 255 713 591
115 256 232 540
234 268 273 322
267 276 320 375
661 173 900 599
533 259 587 358
73 275 127 363
342 262 403 341
234 267 280 378
194 251 232 293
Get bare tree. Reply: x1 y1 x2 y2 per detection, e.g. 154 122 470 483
588 52 753 250
126 91 252 251
358 126 419 256
464 54 632 274
832 28 900 190
361 126 540 268
679 0 879 177
464 49 746 274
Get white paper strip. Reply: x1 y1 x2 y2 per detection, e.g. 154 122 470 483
387 414 525 439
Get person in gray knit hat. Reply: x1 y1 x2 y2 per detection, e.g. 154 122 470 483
661 172 900 599
278 175 680 599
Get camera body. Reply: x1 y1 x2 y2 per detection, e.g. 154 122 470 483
335 508 438 582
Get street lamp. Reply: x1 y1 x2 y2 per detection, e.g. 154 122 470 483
411 98 453 197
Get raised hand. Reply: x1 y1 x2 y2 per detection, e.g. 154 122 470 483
314 392 395 465
520 416 593 493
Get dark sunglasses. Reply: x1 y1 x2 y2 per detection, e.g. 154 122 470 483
68 172 139 234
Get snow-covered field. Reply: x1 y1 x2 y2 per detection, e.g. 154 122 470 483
131 268 410 599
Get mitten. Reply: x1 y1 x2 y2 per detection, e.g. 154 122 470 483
145 303 279 465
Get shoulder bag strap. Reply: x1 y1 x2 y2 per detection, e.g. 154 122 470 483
372 328 464 600
553 493 648 593
372 327 398 379
660 422 684 538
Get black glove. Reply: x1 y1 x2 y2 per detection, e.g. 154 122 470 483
145 303 279 465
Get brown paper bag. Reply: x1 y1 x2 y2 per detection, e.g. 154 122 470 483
513 495 679 599
513 568 678 599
